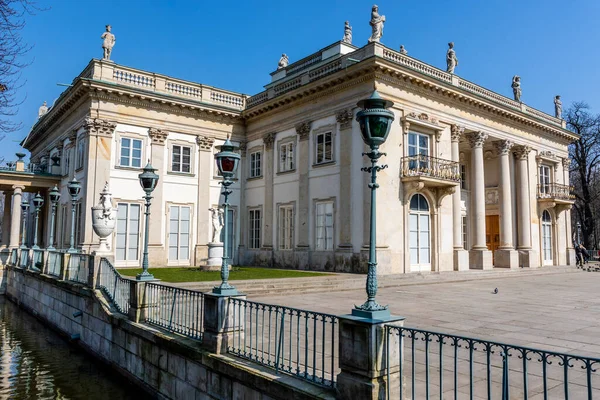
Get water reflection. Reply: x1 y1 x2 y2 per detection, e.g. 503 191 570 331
0 298 150 400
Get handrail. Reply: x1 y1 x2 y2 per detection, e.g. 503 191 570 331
96 258 130 314
537 183 575 201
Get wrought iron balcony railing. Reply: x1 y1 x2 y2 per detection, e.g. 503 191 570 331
537 183 575 201
401 154 460 182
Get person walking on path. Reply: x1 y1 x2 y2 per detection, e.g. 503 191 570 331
575 243 584 267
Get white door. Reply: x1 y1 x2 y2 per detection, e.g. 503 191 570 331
409 194 431 272
169 205 191 265
542 210 553 265
115 203 141 266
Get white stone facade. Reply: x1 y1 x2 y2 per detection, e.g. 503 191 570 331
16 41 577 272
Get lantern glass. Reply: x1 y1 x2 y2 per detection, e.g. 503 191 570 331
33 193 44 208
67 179 81 199
20 200 29 212
138 162 159 194
49 186 61 204
220 157 236 173
369 115 390 139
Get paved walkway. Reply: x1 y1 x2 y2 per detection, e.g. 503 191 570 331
253 266 600 357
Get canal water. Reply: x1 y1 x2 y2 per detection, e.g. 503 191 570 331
0 297 150 400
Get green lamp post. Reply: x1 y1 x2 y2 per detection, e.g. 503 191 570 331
353 90 395 319
137 162 159 281
31 193 45 250
213 137 240 296
67 178 82 253
47 185 61 250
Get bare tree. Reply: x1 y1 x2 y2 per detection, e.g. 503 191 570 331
0 0 44 135
566 102 600 248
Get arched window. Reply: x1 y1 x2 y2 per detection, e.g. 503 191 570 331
541 210 553 264
409 194 430 270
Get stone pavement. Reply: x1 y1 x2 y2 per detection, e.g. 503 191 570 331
252 266 600 357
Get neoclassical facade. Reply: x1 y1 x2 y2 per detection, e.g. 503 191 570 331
5 40 577 273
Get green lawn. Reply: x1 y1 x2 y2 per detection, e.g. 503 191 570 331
116 267 330 283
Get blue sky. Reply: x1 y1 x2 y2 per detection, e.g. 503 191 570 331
3 0 599 160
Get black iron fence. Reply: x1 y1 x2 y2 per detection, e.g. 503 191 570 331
46 251 63 277
145 283 204 341
401 154 461 182
227 298 339 388
67 253 89 284
97 258 130 314
537 183 575 201
386 325 600 399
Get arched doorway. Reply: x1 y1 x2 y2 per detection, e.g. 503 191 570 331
409 194 431 272
541 210 553 265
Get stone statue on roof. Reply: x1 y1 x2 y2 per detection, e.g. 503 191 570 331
368 5 385 43
399 45 408 55
343 21 352 44
101 25 116 60
278 54 289 70
446 42 458 74
512 75 522 102
554 95 562 119
38 101 48 119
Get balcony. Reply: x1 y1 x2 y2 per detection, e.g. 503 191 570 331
537 183 575 205
400 154 460 188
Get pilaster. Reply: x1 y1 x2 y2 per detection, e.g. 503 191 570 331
296 122 311 249
238 142 247 258
451 125 468 270
195 136 215 264
262 132 276 250
1 190 13 247
465 131 493 269
8 186 24 248
337 109 354 249
148 128 168 265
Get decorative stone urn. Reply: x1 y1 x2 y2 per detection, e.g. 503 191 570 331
91 182 117 253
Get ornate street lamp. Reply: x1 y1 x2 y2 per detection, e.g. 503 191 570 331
577 222 582 245
47 186 61 250
20 200 29 249
353 90 395 319
31 193 45 249
67 178 82 253
137 162 159 281
213 137 240 296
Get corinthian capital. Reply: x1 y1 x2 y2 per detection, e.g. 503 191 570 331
263 132 276 149
295 122 311 141
465 131 488 148
196 135 215 151
493 140 514 156
83 118 117 137
148 128 169 145
336 108 354 130
450 125 465 142
512 144 532 160
562 157 571 169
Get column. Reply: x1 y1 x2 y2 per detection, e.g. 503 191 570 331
513 145 538 267
494 140 519 268
337 109 354 249
148 128 168 265
563 157 576 265
81 118 117 252
465 131 493 269
262 133 275 251
8 186 24 248
1 190 12 247
194 136 215 265
296 122 311 251
237 142 247 263
451 125 468 270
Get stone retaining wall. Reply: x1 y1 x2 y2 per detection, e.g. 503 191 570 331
3 265 334 400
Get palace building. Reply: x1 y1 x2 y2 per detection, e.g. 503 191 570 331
0 37 577 273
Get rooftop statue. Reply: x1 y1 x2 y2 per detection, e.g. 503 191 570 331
343 21 352 44
38 101 48 119
554 95 562 119
399 45 407 55
512 75 522 102
368 5 385 43
101 25 116 60
278 53 289 70
446 42 458 74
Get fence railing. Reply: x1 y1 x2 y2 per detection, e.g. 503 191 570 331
145 283 204 341
31 249 44 271
9 248 18 266
537 183 575 201
385 325 600 400
67 253 89 284
227 298 339 388
97 258 130 314
18 249 29 268
401 154 461 182
46 251 63 277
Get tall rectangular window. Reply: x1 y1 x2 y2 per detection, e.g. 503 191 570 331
408 132 429 170
248 209 261 249
279 143 294 172
460 164 467 190
116 203 141 262
462 215 468 250
76 139 85 170
278 206 293 250
172 145 191 173
120 138 143 168
169 205 190 261
63 148 71 176
220 209 235 261
315 202 334 250
539 165 551 195
250 151 262 178
315 132 333 164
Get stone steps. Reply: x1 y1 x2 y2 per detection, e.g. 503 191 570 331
166 265 581 297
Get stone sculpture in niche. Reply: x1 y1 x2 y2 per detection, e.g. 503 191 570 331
101 25 116 60
368 5 385 43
